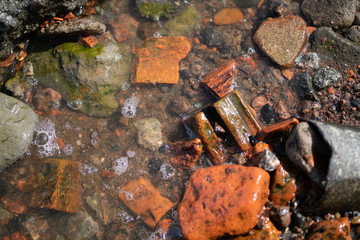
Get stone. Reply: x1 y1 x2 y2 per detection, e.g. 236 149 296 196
134 118 163 151
38 16 106 37
260 103 274 124
0 92 38 169
273 100 291 120
313 66 342 89
214 8 244 25
33 87 62 113
30 158 82 213
253 15 307 68
301 0 356 29
346 25 360 43
234 0 261 8
200 26 223 47
118 178 176 228
289 72 319 101
253 144 280 172
0 208 12 235
270 206 291 229
0 0 87 59
169 96 192 116
85 192 116 225
270 164 296 205
1 195 27 214
234 217 280 240
64 211 99 240
169 138 203 169
256 118 299 141
294 52 320 70
159 5 202 37
109 20 129 43
178 165 270 240
24 213 49 240
312 27 360 65
131 37 191 84
137 0 173 20
307 217 351 240
251 96 268 112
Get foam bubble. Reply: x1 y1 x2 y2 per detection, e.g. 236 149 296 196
33 118 58 158
126 150 136 158
121 95 139 118
63 144 73 156
160 163 175 180
114 157 129 175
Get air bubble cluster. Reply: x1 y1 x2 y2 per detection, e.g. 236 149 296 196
114 157 129 175
126 150 136 158
121 95 139 118
160 163 175 180
63 144 73 156
33 118 58 158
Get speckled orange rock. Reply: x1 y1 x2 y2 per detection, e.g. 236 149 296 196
170 138 203 169
214 8 244 25
234 217 281 240
119 178 176 228
270 164 296 205
178 165 270 240
131 36 191 84
307 217 351 240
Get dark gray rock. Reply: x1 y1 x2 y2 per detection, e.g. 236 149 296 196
313 66 342 89
346 25 360 43
200 26 223 47
65 211 99 240
0 0 87 59
312 27 360 64
289 72 319 101
301 0 356 29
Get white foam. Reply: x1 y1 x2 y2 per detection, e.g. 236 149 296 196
160 163 175 180
63 144 73 156
114 157 129 175
121 95 139 118
33 118 58 158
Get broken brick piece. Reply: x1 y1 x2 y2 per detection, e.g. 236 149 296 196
270 164 296 205
1 195 27 214
178 165 270 240
131 37 191 84
118 178 176 228
256 118 299 141
234 217 281 240
170 138 203 169
307 217 351 240
109 20 129 43
78 35 98 48
30 159 82 213
201 60 236 98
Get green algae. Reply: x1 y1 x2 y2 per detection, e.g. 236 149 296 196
55 42 104 60
138 2 173 20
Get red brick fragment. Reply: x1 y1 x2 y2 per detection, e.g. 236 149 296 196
78 35 98 48
109 20 129 43
169 138 203 169
307 217 351 240
256 118 299 141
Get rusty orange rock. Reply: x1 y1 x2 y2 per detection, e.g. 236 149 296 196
307 217 351 240
178 165 270 240
109 20 129 43
234 217 281 240
270 164 296 205
1 195 27 214
118 178 176 228
131 36 191 84
78 35 98 48
249 142 271 164
214 8 244 25
256 118 299 141
169 138 203 169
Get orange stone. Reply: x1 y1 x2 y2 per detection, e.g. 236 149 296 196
281 69 294 80
234 217 281 240
256 118 299 141
1 196 27 214
270 164 296 205
169 138 203 169
78 35 98 48
131 37 191 84
307 217 351 240
118 178 176 228
214 8 244 25
178 165 270 240
109 20 129 43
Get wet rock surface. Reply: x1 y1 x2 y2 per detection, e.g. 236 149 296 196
134 118 163 151
313 66 342 89
64 211 99 240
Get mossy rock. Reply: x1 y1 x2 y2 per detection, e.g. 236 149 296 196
28 41 132 117
138 2 173 20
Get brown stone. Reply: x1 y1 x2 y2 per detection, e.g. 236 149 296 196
273 100 291 120
33 87 62 113
270 164 296 205
131 37 191 84
1 195 27 214
178 165 270 240
169 138 203 169
251 96 268 112
109 20 128 43
118 178 176 228
234 217 281 240
307 217 351 240
214 8 244 25
253 15 307 68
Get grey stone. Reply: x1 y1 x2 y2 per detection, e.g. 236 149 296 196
270 206 291 229
200 26 223 47
38 16 106 37
289 72 319 101
65 211 99 240
313 66 342 89
134 118 163 151
85 192 116 225
0 0 87 59
346 25 360 43
257 147 280 172
354 12 360 25
25 214 49 240
312 27 360 64
294 52 320 70
0 93 38 169
234 0 261 8
301 0 356 29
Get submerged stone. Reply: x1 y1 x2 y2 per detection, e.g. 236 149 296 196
0 92 38 169
137 0 173 20
65 211 99 240
134 118 163 151
307 217 351 240
214 8 244 25
28 40 132 117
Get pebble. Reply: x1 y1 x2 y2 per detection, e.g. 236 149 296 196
214 8 244 25
33 87 62 113
134 118 163 151
346 25 360 43
273 100 291 120
307 217 351 240
289 72 319 101
64 211 99 240
251 96 268 112
178 165 270 239
270 164 296 205
313 66 342 89
260 103 274 124
270 206 291 229
253 15 307 68
294 52 320 70
200 26 223 47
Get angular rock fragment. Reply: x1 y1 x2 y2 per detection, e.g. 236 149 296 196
85 192 116 224
214 8 244 26
307 217 351 240
169 138 202 169
313 66 342 89
270 164 296 205
134 118 163 151
254 15 307 68
234 217 280 240
178 165 270 240
65 211 99 240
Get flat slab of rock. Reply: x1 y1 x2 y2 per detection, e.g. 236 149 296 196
253 15 307 68
301 0 356 29
178 165 270 240
0 93 38 169
131 36 191 84
214 8 244 25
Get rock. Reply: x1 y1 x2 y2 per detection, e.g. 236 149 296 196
256 146 280 172
131 37 191 84
234 217 280 240
214 8 244 25
64 211 99 240
294 52 320 70
38 16 106 37
285 122 327 188
169 96 192 116
85 192 116 225
178 165 270 240
118 178 176 228
289 72 319 100
200 26 223 47
0 208 12 235
312 27 360 64
270 164 296 205
24 213 49 240
313 66 342 89
253 15 307 68
346 25 360 43
234 0 261 8
251 96 268 112
270 206 291 229
169 138 203 169
159 5 202 37
301 0 356 29
4 71 33 99
273 100 291 120
307 217 351 240
0 0 87 59
134 118 163 151
0 92 38 169
28 40 132 117
260 103 274 124
137 0 173 20
109 20 129 43
33 87 62 113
